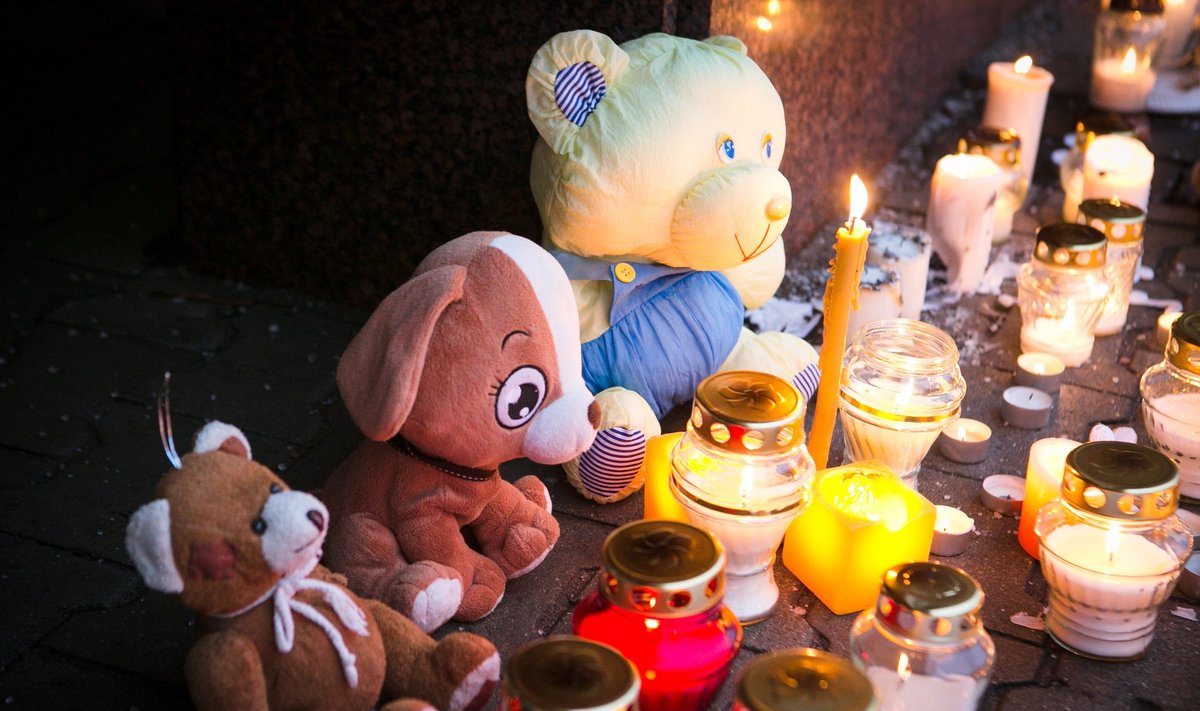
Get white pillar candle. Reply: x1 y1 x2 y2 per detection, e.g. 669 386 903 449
867 222 932 321
847 265 903 339
1082 135 1154 212
1159 0 1200 68
1144 392 1200 500
982 56 1054 186
865 667 986 711
1092 48 1157 113
928 154 1003 295
1157 310 1183 350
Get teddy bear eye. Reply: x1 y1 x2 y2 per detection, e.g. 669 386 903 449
269 483 282 494
494 365 547 429
717 134 735 164
762 133 774 161
251 517 268 535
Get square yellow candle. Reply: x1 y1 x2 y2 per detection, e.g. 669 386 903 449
640 432 689 523
782 461 935 615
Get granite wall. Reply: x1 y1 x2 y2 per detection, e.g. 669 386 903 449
171 0 1029 307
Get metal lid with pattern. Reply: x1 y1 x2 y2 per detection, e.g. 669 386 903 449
734 649 877 711
503 636 639 711
1108 0 1165 13
1075 112 1135 151
958 126 1021 170
600 520 727 618
1034 223 1107 268
874 562 985 646
1077 198 1146 243
690 371 806 455
1167 311 1200 375
1061 442 1180 520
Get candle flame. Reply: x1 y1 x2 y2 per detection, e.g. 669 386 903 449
768 0 781 15
756 16 773 31
1015 55 1033 75
1032 362 1045 375
897 652 912 682
1105 526 1120 564
848 174 868 224
1121 47 1137 74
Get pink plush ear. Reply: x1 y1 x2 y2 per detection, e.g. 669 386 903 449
337 265 468 441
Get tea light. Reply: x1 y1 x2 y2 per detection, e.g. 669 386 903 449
846 265 903 339
866 221 932 321
1015 353 1065 394
1092 47 1157 113
937 419 992 464
980 474 1025 516
1001 386 1053 430
983 56 1054 186
1017 438 1081 558
1082 135 1154 212
927 153 1003 295
1181 550 1200 602
931 505 975 556
1157 310 1183 350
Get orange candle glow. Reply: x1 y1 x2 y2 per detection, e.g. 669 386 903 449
640 432 689 522
808 175 871 469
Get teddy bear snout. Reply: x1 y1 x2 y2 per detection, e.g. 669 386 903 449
260 491 330 574
765 196 791 223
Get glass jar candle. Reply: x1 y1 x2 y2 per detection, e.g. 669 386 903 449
1141 311 1200 500
669 370 815 623
849 562 995 711
1060 112 1135 222
734 648 877 711
573 519 742 711
501 636 639 711
1091 0 1168 112
1017 223 1110 367
1077 197 1146 336
1035 441 1193 660
839 319 966 489
958 126 1027 241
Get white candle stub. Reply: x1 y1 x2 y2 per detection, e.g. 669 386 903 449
1015 353 1065 394
1082 135 1154 212
928 153 1003 295
1157 310 1183 350
937 419 992 464
1001 386 1053 430
866 222 932 321
846 265 903 339
981 474 1025 516
931 505 975 556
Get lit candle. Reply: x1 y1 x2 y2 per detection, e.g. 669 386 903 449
1017 437 1080 558
980 474 1025 517
1159 0 1200 68
1078 197 1146 336
1015 353 1065 394
809 175 872 470
640 432 689 522
845 264 903 339
1091 47 1157 113
936 419 992 464
782 461 936 615
930 505 975 556
927 153 1003 294
1142 313 1200 500
1081 135 1154 212
866 221 932 321
982 56 1054 186
1156 310 1183 350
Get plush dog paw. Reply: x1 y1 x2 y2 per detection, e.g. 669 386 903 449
407 573 463 633
432 635 501 711
379 700 435 711
512 475 552 514
566 427 649 503
791 361 820 401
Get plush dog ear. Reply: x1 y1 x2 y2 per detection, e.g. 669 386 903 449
192 421 252 459
126 499 184 594
337 265 468 441
527 30 630 155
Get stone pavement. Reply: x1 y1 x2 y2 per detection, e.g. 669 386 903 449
1 1 1197 710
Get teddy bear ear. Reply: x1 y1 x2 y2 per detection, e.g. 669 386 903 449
126 499 184 594
703 35 748 55
192 421 252 459
527 30 630 155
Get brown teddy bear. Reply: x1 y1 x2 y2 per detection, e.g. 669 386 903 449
126 420 499 711
321 231 599 631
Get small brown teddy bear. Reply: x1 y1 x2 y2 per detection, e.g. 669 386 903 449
126 420 499 711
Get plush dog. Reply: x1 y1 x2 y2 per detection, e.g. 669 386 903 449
322 231 598 631
125 421 499 711
526 30 821 503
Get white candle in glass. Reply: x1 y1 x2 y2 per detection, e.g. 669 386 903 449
1092 47 1157 113
1144 392 1200 500
1020 310 1096 368
865 666 986 711
867 223 932 321
927 154 1003 295
1041 524 1181 659
1082 135 1154 211
1158 0 1200 68
983 56 1054 186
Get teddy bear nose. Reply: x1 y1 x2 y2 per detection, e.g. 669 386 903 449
765 196 791 223
587 400 601 429
306 509 326 531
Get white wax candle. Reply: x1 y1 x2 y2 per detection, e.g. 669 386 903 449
1041 524 1181 659
867 223 932 321
1156 310 1183 350
1144 392 1200 500
1082 135 1154 212
1020 316 1096 368
865 666 986 711
1062 167 1084 223
1017 437 1080 558
847 265 903 339
1091 55 1157 113
928 154 1003 295
1159 0 1200 68
840 405 945 490
983 58 1054 186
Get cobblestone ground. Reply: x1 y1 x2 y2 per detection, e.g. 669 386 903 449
2 1 1197 710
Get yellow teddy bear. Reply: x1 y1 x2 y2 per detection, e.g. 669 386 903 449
526 30 820 503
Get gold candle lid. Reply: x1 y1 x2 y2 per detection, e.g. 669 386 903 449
690 371 805 454
735 649 877 711
875 562 984 646
1167 311 1200 375
1061 442 1180 520
600 520 726 618
957 126 1021 170
1075 112 1135 152
1077 198 1145 243
1034 223 1107 268
503 637 639 711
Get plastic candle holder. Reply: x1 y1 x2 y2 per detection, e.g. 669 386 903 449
1141 311 1200 500
1090 0 1167 112
501 637 639 711
1035 442 1192 661
733 649 877 711
782 461 936 615
1077 198 1146 336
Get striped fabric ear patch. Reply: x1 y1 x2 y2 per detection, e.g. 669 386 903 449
554 61 606 127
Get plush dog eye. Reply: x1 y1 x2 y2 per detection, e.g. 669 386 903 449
494 366 547 429
251 517 268 535
269 483 282 494
717 134 735 164
761 133 773 161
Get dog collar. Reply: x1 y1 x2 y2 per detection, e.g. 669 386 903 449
387 433 496 482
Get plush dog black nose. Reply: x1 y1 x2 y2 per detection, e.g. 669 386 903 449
587 400 601 429
306 509 326 531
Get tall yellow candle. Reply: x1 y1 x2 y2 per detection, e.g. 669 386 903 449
808 175 871 469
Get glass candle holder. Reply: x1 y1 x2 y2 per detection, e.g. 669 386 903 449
1060 112 1135 222
669 371 815 623
1077 197 1146 336
734 649 878 711
501 636 640 711
958 126 1027 240
1017 224 1111 367
1141 311 1200 501
573 520 742 711
849 562 995 711
1035 442 1192 660
1091 0 1168 112
838 319 967 489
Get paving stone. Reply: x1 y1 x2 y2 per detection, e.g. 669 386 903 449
1056 384 1135 440
0 251 127 355
0 648 189 711
990 634 1044 685
1146 203 1200 229
45 292 235 353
